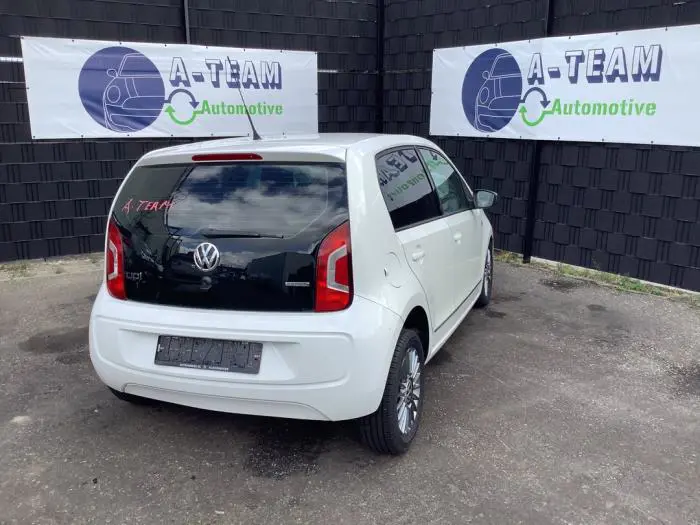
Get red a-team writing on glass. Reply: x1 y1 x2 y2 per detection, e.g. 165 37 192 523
121 199 174 214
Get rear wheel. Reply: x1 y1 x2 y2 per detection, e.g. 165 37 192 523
109 387 154 405
359 329 425 455
474 243 493 308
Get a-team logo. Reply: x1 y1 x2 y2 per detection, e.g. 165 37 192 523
78 47 165 132
461 43 663 133
462 48 523 133
78 46 284 133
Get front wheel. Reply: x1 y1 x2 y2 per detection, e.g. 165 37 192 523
474 243 493 308
359 329 425 455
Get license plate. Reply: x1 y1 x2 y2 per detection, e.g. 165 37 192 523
155 336 262 374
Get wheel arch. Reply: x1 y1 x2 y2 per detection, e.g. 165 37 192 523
403 306 430 356
398 293 432 356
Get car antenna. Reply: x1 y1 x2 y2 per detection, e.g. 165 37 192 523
236 84 262 141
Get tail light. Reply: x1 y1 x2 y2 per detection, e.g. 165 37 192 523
106 218 126 300
315 221 352 312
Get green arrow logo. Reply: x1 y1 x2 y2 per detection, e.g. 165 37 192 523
164 105 202 126
519 105 553 127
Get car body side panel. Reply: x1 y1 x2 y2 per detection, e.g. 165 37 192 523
345 134 495 320
345 137 442 322
415 139 494 256
442 210 483 309
480 208 494 253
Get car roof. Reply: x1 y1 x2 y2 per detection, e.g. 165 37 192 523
138 133 436 165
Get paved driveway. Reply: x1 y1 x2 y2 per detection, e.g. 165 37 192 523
0 260 698 525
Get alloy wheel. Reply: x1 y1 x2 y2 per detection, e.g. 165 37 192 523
396 347 421 435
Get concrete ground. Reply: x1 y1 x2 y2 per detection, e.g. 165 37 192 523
0 259 698 525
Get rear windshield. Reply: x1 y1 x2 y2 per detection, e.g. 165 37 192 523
112 162 347 238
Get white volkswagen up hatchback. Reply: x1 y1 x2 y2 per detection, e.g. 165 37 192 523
90 133 497 455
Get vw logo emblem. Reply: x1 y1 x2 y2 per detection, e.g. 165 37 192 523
193 242 220 272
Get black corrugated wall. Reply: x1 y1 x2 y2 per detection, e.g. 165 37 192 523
383 0 700 291
1 0 699 291
0 0 379 259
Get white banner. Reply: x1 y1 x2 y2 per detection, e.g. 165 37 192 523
21 36 318 139
430 25 700 147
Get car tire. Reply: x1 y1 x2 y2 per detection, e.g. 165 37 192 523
108 387 154 405
474 242 493 308
359 329 425 455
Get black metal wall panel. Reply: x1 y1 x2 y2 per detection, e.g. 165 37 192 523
535 143 700 291
0 0 189 261
186 0 379 132
1 0 699 291
0 0 379 262
0 0 186 55
383 0 700 291
533 0 700 291
383 0 548 255
188 0 378 72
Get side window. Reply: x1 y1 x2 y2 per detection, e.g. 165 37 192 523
376 148 441 230
418 148 473 215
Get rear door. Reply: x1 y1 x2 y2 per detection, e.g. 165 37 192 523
375 148 455 330
110 160 348 312
417 148 483 309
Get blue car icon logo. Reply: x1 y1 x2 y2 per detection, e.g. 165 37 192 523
474 53 523 132
462 49 523 133
102 52 165 132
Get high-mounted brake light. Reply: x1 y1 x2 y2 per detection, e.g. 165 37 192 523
192 153 263 162
315 221 353 312
106 218 126 300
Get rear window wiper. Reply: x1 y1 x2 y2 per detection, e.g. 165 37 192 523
198 229 284 239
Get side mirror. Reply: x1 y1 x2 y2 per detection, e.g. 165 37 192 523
106 68 117 78
475 189 497 209
482 71 489 80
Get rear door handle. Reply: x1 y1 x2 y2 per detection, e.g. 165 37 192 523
411 250 425 262
453 232 462 243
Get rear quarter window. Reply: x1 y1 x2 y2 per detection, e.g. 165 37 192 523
375 148 441 230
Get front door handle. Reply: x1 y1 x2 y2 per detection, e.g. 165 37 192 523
453 232 462 243
411 250 425 262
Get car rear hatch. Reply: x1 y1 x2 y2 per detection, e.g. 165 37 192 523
109 157 348 312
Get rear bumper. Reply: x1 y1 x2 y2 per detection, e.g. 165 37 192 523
89 286 403 421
